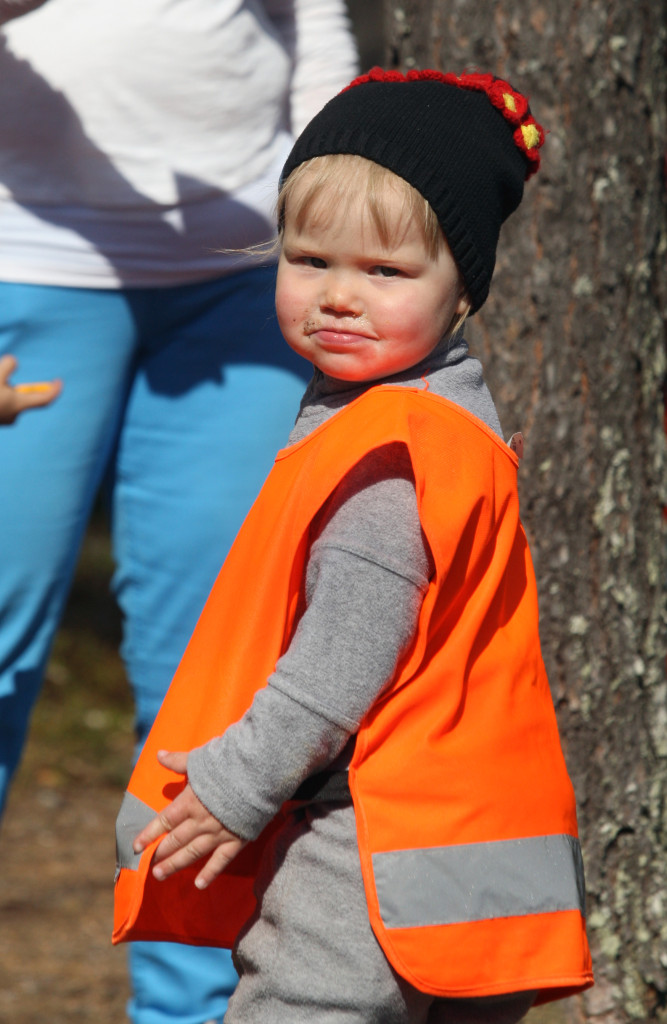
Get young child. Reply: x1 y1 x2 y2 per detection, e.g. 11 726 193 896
115 69 593 1023
0 353 61 424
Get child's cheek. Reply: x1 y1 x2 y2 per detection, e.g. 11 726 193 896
375 305 411 342
274 284 297 334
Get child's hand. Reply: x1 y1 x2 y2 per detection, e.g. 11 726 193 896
0 354 62 424
132 749 246 891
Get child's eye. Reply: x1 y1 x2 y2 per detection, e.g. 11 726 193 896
302 256 327 269
373 265 401 278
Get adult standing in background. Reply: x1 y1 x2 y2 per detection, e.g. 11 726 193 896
0 2 358 1021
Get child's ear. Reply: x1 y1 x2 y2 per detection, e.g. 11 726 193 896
455 292 471 317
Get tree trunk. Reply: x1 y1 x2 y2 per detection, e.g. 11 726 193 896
383 2 667 1021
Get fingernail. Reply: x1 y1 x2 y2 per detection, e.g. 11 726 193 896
133 842 143 854
195 878 208 890
153 866 164 881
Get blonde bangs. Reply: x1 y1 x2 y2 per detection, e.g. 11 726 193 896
278 154 444 260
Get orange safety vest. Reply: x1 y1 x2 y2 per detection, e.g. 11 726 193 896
114 386 593 1004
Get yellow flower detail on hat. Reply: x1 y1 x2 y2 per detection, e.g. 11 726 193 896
521 122 541 150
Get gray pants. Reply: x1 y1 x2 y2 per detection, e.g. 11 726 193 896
225 803 535 1024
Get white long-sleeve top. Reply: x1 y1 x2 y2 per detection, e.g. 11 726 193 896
0 0 358 286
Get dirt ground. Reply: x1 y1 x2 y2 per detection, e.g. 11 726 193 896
0 521 573 1024
0 521 133 1024
0 778 130 1023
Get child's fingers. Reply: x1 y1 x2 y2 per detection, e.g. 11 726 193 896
156 749 189 774
151 829 224 881
194 837 246 890
149 815 203 866
133 806 183 853
132 751 190 852
134 784 214 857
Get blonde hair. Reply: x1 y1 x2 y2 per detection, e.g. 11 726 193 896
278 154 445 261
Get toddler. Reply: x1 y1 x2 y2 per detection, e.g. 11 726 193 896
115 68 593 1023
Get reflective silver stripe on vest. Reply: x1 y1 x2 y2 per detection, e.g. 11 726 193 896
372 834 586 929
115 790 158 876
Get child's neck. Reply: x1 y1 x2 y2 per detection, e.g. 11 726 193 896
313 333 466 394
288 334 470 448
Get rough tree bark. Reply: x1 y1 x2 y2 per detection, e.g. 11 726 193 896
382 2 667 1022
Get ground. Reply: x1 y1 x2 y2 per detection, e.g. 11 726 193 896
0 521 132 1023
0 782 129 1022
0 520 574 1024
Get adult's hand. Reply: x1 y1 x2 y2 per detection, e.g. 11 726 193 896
0 355 62 425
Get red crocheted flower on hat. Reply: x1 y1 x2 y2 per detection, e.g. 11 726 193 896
343 67 545 179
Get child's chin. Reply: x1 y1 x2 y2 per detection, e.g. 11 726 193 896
318 366 376 383
311 355 382 383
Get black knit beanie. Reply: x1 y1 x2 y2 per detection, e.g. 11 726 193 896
280 68 545 313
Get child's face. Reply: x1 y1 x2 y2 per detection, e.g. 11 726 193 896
275 182 468 383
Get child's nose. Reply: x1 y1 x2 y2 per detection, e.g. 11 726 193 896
320 272 363 316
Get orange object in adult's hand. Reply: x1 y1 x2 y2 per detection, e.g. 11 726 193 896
15 382 54 393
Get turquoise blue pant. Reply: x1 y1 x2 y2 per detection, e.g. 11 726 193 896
0 267 310 1024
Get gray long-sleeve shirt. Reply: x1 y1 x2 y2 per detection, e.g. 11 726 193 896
187 335 503 840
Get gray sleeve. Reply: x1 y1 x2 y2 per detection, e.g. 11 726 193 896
187 444 433 840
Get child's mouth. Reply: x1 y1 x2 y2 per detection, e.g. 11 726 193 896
313 329 373 350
